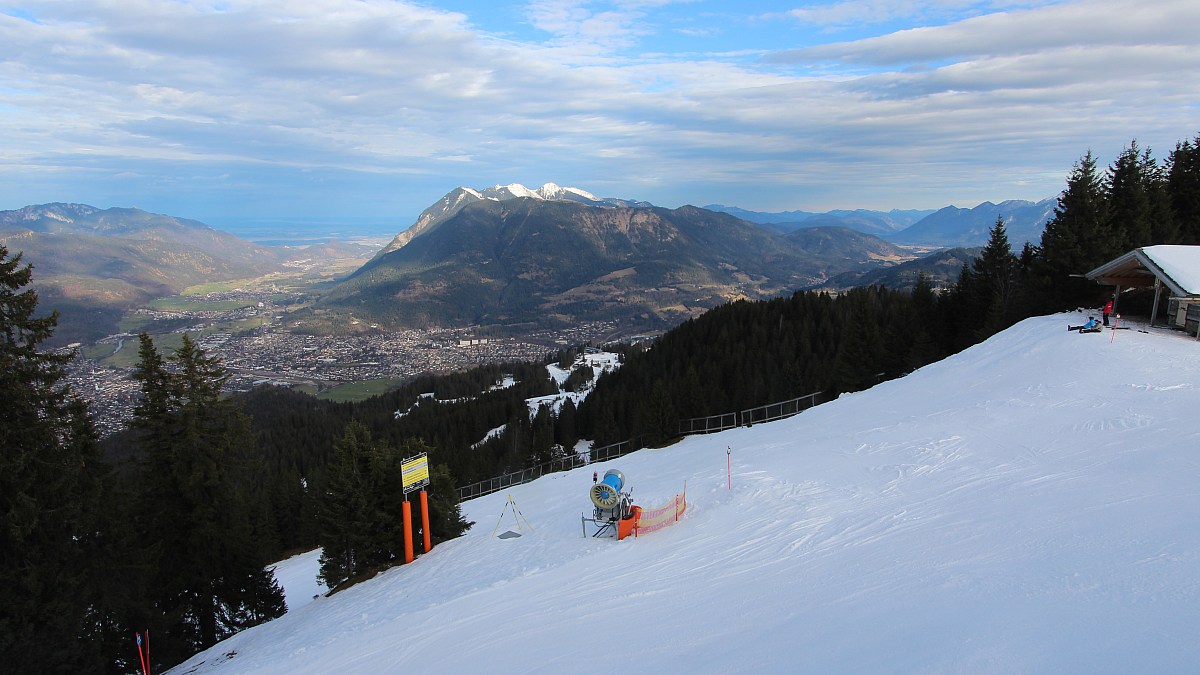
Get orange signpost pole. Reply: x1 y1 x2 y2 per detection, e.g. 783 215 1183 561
420 490 432 553
402 499 415 564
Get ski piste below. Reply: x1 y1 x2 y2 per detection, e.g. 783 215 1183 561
172 312 1200 674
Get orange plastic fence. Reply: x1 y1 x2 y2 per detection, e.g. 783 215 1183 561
630 485 687 537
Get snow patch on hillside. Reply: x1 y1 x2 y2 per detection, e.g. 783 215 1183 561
532 350 620 416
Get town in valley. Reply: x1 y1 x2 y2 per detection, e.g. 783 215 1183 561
62 284 627 437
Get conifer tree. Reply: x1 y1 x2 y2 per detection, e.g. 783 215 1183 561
969 218 1021 341
130 333 285 667
316 421 374 588
644 379 679 445
530 404 556 464
1106 140 1170 249
556 398 578 451
0 246 109 672
425 463 472 543
318 422 467 591
1167 135 1200 243
832 288 885 392
1037 150 1112 309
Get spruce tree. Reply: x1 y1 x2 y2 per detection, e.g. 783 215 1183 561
1167 135 1200 243
971 218 1021 341
316 421 374 589
317 423 467 591
1037 150 1112 309
832 288 886 393
425 464 472 543
1106 140 1165 249
556 398 578 451
644 379 680 444
130 333 285 667
0 246 109 672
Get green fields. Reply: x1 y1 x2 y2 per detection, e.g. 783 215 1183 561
318 379 400 402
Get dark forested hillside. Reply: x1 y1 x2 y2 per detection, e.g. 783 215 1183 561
574 286 936 447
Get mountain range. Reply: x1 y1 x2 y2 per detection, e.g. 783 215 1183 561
704 204 936 237
889 199 1057 248
303 185 914 333
706 198 1056 246
2 187 1058 342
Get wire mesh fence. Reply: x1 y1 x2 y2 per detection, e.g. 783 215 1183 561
456 391 824 502
456 437 643 502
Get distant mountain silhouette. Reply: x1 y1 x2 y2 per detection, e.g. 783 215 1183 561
308 198 914 334
708 199 1055 248
705 204 935 237
0 203 287 344
813 247 982 292
888 199 1055 248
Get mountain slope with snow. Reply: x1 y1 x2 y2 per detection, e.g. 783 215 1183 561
376 182 642 256
172 313 1200 674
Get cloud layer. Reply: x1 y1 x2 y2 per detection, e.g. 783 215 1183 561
1 0 1197 225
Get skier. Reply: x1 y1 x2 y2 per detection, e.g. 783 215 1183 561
1103 299 1114 326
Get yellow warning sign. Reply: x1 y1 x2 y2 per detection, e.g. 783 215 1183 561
401 453 430 492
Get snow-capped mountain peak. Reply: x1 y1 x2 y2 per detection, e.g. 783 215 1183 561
378 182 647 255
535 182 601 203
477 182 602 204
481 183 542 200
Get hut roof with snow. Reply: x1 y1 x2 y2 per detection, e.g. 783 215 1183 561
1085 245 1200 297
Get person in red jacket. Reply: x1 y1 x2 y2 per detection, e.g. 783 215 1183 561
1103 298 1114 326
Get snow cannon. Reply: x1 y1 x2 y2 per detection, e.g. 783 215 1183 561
590 469 625 510
583 468 639 539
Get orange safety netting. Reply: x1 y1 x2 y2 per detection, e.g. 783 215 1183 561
633 486 687 536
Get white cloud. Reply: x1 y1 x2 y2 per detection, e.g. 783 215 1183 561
780 0 1061 28
784 0 1199 64
0 0 1197 216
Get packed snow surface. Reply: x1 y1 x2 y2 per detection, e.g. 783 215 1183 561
266 549 326 613
172 314 1200 673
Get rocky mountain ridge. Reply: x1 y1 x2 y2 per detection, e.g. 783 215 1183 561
308 197 913 334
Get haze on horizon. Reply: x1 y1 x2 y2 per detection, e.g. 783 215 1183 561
2 0 1198 233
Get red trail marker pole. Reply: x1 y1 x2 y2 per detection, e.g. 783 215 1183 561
727 446 731 490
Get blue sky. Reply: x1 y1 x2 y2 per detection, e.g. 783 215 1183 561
2 0 1198 233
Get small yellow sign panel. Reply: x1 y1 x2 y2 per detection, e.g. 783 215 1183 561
401 453 430 492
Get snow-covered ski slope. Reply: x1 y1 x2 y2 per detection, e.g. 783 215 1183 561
173 313 1200 674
